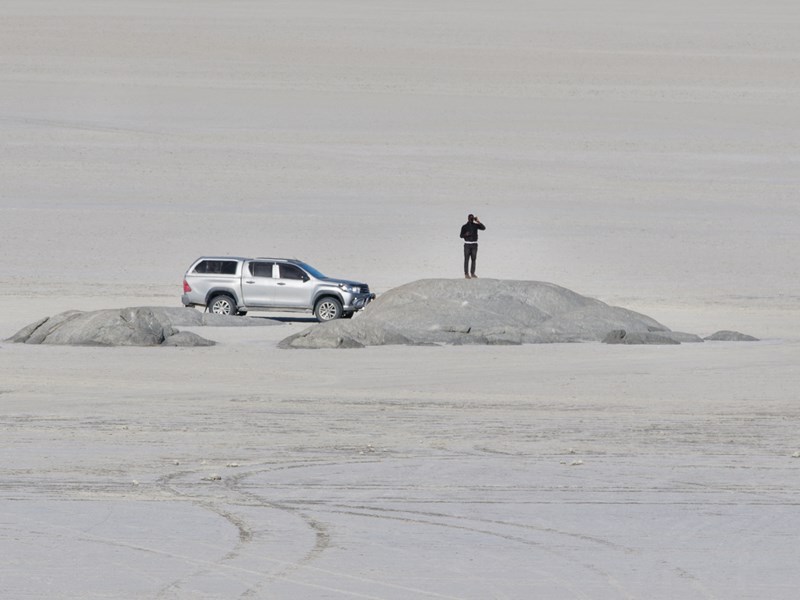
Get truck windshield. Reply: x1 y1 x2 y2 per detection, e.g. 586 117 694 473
297 262 326 279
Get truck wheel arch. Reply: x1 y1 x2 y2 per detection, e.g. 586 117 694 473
205 287 241 307
312 291 344 307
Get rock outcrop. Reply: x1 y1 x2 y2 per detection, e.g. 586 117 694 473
279 278 674 349
602 329 704 345
704 330 759 342
161 331 217 347
602 329 679 345
7 306 277 346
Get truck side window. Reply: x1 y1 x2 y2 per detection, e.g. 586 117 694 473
194 260 237 275
219 261 237 275
252 262 274 278
280 264 306 280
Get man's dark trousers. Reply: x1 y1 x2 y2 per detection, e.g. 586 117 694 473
464 243 478 276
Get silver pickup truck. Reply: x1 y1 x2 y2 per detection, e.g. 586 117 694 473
181 257 374 321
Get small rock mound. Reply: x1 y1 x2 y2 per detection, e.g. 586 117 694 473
602 329 705 345
6 307 275 347
279 278 673 349
602 329 680 345
162 331 217 347
8 307 178 346
704 330 759 342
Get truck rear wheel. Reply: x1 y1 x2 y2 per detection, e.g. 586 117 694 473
209 294 237 316
314 297 342 322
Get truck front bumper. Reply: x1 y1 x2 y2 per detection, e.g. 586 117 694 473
346 293 376 311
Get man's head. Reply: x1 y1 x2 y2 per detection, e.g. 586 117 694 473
468 214 475 223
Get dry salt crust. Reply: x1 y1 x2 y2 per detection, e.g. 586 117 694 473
1 1 800 598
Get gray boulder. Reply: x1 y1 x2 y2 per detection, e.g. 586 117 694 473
602 329 704 345
602 329 680 345
162 331 217 347
17 311 84 345
704 330 759 342
280 279 673 349
5 306 273 346
12 308 176 346
661 331 705 343
9 307 179 346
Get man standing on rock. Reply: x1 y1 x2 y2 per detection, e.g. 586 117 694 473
460 214 485 279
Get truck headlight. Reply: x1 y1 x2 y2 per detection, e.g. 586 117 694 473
339 284 360 293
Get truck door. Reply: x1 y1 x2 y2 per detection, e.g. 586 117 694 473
241 261 277 306
273 263 315 308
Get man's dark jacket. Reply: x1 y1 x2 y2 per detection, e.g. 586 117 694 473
460 221 486 242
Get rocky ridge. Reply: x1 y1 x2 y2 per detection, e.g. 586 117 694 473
7 307 277 347
279 278 744 349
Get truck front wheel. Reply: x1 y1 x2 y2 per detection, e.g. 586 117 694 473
314 297 342 322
